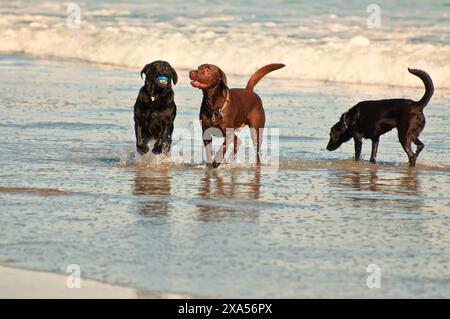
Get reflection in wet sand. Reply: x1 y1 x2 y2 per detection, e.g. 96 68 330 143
337 167 419 194
196 167 261 222
331 167 423 211
133 165 172 217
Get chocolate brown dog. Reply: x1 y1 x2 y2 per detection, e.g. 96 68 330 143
189 63 285 168
134 60 178 155
326 68 434 167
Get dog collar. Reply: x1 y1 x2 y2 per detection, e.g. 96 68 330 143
209 89 230 124
219 89 230 113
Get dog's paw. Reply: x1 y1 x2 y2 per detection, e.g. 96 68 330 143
152 144 163 155
212 161 221 168
137 144 150 155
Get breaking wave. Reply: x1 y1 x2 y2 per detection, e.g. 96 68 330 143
1 0 450 88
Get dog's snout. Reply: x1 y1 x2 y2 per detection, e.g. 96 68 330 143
189 71 195 78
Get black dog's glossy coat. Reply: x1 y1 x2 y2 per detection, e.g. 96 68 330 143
326 68 434 167
134 60 178 155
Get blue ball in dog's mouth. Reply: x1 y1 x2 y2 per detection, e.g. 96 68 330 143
156 76 169 85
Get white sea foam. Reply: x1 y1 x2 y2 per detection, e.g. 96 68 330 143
1 1 450 89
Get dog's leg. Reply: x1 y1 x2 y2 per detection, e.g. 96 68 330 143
233 135 242 161
203 139 213 165
152 122 170 155
162 123 174 155
398 131 415 167
411 136 424 167
212 131 234 168
354 138 362 161
152 135 164 155
135 122 149 154
212 139 227 168
256 132 262 165
370 138 379 164
250 127 263 165
153 123 172 155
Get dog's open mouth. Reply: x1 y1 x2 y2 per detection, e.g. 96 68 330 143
190 80 208 89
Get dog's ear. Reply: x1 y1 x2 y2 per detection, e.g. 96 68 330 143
170 66 178 85
140 63 152 80
339 112 348 129
218 67 227 86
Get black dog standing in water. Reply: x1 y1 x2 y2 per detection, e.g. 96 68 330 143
327 68 434 167
134 60 178 155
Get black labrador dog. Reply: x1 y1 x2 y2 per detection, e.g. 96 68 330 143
326 68 434 167
134 60 178 155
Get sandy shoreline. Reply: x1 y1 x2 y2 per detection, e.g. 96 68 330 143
0 265 195 299
0 265 139 299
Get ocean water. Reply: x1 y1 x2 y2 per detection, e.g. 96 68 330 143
1 0 450 88
0 1 450 298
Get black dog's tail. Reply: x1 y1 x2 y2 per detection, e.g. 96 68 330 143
408 68 434 109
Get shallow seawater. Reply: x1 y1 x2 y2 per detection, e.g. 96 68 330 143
0 54 449 298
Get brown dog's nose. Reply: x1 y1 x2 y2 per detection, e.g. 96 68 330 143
189 71 195 79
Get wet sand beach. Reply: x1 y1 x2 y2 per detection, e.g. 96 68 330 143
1 54 449 298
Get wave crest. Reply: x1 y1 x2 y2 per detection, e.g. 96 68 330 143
1 5 450 89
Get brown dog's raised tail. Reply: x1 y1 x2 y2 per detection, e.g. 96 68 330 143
408 68 434 109
246 63 285 91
